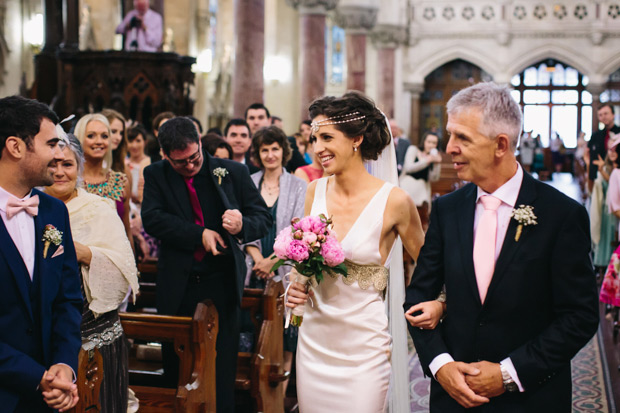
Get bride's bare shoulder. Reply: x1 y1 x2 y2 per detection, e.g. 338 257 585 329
386 186 415 210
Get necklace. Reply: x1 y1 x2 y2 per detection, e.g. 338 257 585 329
262 180 279 197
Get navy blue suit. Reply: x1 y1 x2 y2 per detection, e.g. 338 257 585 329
0 189 82 412
405 172 599 411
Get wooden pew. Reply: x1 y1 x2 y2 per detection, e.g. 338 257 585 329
130 265 288 413
120 300 218 413
235 281 287 413
68 347 104 413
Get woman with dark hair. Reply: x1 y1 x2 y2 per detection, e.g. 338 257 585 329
243 126 307 394
202 133 233 159
125 125 151 204
44 132 139 413
399 131 442 207
286 91 427 412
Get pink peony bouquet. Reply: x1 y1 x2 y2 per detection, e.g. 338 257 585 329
271 214 347 326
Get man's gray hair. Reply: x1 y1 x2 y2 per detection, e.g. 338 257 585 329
447 82 523 151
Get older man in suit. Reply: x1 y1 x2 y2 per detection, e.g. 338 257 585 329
404 82 599 411
0 96 82 412
142 117 271 412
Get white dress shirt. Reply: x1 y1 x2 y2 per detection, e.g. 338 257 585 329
429 163 525 392
0 185 36 280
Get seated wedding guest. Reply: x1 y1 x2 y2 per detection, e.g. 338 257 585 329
116 0 163 52
102 109 131 178
591 135 620 271
399 131 442 208
45 133 139 413
149 111 175 162
298 120 312 164
294 140 325 183
125 125 151 204
74 114 132 244
188 116 203 135
202 133 233 159
244 125 307 395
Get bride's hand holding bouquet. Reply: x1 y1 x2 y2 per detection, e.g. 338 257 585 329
271 214 347 327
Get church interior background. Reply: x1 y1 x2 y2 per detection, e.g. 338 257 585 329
3 0 620 410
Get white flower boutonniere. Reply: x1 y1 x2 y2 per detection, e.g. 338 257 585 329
42 224 63 258
510 205 537 242
213 167 229 185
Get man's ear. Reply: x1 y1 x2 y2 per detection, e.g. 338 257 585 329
495 134 512 157
3 136 25 160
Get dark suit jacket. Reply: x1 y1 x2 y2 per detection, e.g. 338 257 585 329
405 172 599 412
141 152 271 314
588 125 620 180
395 137 411 173
0 190 82 412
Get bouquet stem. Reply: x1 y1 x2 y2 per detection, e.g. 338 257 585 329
290 314 303 327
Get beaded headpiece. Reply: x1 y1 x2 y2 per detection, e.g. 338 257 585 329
310 111 366 134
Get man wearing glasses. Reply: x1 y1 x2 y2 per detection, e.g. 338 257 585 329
141 117 272 412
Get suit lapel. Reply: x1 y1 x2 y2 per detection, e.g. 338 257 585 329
0 210 34 321
486 173 538 302
165 162 194 221
456 184 481 305
204 154 233 210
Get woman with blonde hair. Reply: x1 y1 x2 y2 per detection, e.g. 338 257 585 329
74 113 132 242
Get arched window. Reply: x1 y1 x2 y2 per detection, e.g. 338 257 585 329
511 60 590 148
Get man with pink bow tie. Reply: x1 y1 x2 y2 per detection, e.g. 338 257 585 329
0 96 82 412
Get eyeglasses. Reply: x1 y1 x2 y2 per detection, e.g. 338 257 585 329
168 148 202 167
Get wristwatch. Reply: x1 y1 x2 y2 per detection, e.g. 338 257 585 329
500 364 519 393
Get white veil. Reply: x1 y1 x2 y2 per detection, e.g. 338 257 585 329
364 114 410 413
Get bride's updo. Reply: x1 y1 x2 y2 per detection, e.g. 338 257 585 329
308 91 391 161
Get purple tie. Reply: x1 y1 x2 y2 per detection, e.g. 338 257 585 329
473 195 502 303
184 177 206 262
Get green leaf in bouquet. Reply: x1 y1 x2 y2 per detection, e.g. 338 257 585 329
270 259 286 272
330 263 348 277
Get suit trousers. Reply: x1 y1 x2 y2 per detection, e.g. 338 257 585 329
164 270 239 413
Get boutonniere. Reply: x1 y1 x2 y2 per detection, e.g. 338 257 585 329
42 224 63 258
213 167 229 185
510 205 537 242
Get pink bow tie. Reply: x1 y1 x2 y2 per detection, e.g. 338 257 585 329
6 195 39 219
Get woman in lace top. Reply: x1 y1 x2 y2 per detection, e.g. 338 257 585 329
74 114 132 246
45 132 139 413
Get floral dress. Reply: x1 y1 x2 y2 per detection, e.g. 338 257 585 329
600 244 620 307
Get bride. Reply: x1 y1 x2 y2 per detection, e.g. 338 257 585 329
287 91 428 412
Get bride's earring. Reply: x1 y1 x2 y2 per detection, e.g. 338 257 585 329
353 146 358 152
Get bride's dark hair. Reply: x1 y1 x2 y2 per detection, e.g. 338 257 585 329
308 91 391 161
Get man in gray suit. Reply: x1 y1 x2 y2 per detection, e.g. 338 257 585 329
390 118 411 173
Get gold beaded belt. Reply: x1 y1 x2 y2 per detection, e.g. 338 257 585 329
329 259 388 291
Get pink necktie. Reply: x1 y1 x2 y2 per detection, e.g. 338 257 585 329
473 195 501 303
183 177 206 262
6 195 39 219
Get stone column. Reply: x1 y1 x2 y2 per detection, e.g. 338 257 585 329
232 0 265 117
286 0 338 120
588 83 606 132
405 82 424 146
371 24 406 117
334 5 378 92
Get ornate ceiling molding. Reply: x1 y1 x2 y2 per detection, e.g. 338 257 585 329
286 0 339 15
333 5 378 34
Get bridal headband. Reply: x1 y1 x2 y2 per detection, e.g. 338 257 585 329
310 111 366 134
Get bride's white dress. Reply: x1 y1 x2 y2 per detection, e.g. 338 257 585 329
296 177 396 413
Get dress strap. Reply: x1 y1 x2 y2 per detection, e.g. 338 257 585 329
310 177 329 216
